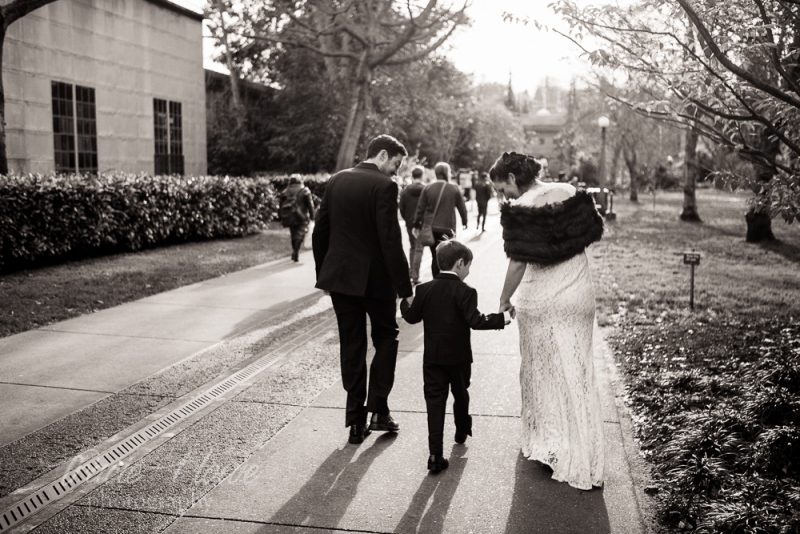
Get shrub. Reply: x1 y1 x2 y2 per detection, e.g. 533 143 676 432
0 173 280 272
256 172 330 202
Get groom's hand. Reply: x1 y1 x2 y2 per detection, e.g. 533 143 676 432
412 228 419 238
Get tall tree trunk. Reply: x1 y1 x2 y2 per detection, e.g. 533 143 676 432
680 126 701 221
0 25 7 175
335 71 370 171
0 0 60 174
609 142 622 189
746 160 777 242
623 147 638 202
213 1 244 129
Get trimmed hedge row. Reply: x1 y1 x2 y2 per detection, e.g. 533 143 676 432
0 173 298 272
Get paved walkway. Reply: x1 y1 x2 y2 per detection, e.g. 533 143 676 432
1 206 652 533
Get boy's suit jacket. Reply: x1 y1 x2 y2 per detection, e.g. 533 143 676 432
400 273 505 366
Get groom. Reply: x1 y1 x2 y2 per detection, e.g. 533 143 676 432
312 134 414 444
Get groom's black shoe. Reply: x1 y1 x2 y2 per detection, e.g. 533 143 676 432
348 424 371 444
427 454 449 474
368 413 399 432
455 430 470 444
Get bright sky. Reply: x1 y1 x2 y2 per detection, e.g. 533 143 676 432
183 0 601 94
445 1 593 94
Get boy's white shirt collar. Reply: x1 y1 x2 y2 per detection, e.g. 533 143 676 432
439 270 458 276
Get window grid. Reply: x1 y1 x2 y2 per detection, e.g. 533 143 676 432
52 82 76 173
51 81 97 174
154 98 184 175
75 85 98 173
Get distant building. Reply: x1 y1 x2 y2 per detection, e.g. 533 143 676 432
4 0 206 175
520 108 568 178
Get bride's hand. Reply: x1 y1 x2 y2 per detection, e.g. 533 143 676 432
499 300 516 319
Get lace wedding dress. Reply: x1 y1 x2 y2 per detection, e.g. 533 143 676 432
513 184 605 490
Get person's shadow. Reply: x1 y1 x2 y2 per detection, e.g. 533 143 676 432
259 433 397 531
504 453 610 533
394 445 468 534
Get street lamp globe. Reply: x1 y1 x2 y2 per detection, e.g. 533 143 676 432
598 115 610 129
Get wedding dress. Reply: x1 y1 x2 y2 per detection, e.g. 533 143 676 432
512 184 605 490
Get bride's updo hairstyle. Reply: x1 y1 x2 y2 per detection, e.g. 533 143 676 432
490 152 542 188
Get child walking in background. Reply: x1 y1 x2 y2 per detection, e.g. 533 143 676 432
400 240 510 473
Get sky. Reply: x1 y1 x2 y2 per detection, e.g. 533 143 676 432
183 0 599 94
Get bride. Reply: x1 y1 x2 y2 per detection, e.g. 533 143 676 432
493 152 605 490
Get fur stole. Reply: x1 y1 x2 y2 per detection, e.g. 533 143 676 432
500 190 604 265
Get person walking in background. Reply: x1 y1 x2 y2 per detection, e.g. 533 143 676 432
473 171 494 232
399 166 426 285
412 162 468 278
279 174 316 262
312 134 413 445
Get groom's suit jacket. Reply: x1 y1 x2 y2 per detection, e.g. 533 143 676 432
312 162 412 300
400 273 505 366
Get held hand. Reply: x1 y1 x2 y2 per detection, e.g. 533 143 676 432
412 228 420 238
499 301 516 319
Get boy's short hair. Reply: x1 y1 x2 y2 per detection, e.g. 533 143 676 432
435 239 473 271
411 166 424 179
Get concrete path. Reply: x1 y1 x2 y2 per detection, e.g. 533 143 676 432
159 222 649 534
2 204 652 533
0 256 319 446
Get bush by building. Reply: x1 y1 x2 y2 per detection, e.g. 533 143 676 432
0 173 291 272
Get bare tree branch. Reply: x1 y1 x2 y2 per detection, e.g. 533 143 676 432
675 0 800 110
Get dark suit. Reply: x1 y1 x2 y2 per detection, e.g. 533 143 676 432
313 162 413 427
400 273 505 455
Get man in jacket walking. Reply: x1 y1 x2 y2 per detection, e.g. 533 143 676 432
399 166 425 285
412 162 468 277
279 174 316 262
312 134 413 444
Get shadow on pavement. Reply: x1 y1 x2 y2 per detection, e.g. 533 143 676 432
504 452 610 534
258 433 397 531
394 445 468 534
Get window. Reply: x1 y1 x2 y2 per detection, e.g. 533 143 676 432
154 99 184 175
52 81 97 173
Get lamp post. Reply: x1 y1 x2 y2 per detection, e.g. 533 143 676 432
597 115 610 186
597 115 615 219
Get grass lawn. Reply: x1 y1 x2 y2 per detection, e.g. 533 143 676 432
588 188 800 533
0 228 292 338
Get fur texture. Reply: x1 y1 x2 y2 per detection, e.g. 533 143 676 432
500 190 604 264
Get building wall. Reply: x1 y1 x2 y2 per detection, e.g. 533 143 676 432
3 0 206 175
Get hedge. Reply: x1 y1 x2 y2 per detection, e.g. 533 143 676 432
0 173 288 272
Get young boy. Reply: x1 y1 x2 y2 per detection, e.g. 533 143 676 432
400 240 510 473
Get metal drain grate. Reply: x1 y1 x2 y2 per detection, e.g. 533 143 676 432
0 315 336 533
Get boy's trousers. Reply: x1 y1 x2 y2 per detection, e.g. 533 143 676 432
423 363 472 456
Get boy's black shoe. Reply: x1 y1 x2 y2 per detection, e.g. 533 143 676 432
427 454 449 473
455 430 469 444
368 413 400 432
348 424 371 444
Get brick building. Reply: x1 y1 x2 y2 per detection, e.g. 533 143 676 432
4 0 206 175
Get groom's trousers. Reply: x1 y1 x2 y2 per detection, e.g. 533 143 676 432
330 292 399 427
423 363 472 456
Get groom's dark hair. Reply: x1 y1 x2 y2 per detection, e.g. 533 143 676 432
366 134 408 159
436 239 473 270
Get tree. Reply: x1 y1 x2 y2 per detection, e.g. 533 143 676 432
0 0 61 174
226 0 468 170
552 0 800 239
